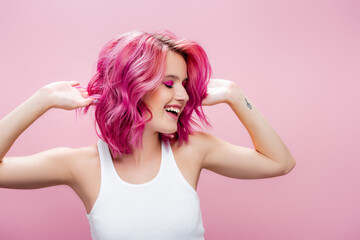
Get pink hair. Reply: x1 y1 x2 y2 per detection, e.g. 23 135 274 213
80 30 212 157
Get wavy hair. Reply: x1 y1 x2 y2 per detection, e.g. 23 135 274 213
80 30 212 157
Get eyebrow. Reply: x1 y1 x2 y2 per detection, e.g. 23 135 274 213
165 74 188 81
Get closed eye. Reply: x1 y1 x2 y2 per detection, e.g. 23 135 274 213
163 80 174 88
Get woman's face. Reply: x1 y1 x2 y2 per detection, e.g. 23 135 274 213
143 51 189 134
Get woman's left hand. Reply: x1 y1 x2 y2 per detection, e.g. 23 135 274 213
202 78 236 106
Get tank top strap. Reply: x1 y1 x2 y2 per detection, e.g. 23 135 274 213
96 139 117 183
161 141 200 198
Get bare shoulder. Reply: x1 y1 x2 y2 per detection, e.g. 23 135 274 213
68 143 99 169
189 131 215 144
66 143 100 186
187 131 216 153
62 143 101 213
171 131 215 168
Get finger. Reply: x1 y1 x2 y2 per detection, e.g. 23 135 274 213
78 97 95 107
69 81 80 86
74 85 86 90
81 91 89 98
76 87 87 92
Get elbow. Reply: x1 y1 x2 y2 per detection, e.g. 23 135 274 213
282 157 296 175
273 157 296 176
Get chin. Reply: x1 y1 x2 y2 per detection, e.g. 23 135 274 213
159 126 178 134
161 129 177 134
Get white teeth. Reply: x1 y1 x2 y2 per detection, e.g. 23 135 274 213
165 107 180 114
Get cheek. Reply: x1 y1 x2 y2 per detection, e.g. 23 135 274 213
143 90 169 114
144 92 166 112
152 89 171 104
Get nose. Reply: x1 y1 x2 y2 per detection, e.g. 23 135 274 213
175 84 189 103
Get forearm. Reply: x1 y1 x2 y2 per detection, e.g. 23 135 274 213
226 84 295 171
0 88 51 161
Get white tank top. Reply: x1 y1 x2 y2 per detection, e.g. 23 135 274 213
87 139 205 240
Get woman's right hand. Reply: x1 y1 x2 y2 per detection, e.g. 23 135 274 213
42 81 94 110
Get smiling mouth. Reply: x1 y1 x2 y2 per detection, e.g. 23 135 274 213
164 107 180 116
165 110 178 116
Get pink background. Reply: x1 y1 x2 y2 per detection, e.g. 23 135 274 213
1 0 359 239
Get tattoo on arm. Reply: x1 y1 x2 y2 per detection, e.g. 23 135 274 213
245 98 252 110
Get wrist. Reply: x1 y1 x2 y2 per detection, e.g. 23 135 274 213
33 87 54 112
225 82 245 106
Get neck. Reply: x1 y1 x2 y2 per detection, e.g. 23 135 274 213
119 128 161 168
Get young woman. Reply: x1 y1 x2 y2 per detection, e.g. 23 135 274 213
0 31 295 240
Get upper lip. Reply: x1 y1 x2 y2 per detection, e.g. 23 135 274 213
165 104 182 109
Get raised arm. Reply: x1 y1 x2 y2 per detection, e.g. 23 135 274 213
0 81 94 188
200 79 295 179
